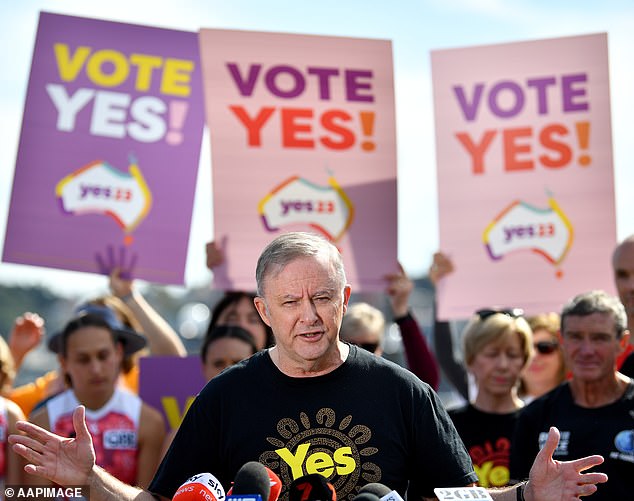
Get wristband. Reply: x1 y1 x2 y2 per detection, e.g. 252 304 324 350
516 481 527 501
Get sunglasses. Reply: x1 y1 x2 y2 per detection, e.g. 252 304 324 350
534 341 559 355
475 308 524 321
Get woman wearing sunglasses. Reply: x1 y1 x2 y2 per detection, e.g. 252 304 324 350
431 252 567 404
519 313 566 403
448 308 533 488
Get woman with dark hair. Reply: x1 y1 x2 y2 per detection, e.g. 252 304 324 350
29 310 165 488
207 292 274 350
200 325 258 380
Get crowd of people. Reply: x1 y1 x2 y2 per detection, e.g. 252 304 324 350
0 231 632 500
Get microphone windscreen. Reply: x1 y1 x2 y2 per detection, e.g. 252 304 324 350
358 484 391 498
232 461 271 501
173 472 226 501
352 493 380 501
289 474 336 501
265 467 282 501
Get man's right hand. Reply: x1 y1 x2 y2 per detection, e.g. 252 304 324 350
9 406 96 486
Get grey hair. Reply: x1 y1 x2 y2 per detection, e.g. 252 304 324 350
255 232 347 296
560 290 628 338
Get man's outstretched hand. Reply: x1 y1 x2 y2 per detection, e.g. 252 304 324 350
525 427 607 500
9 406 96 486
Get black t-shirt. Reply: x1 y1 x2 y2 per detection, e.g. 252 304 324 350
620 352 634 378
510 381 634 500
449 404 520 488
149 346 477 500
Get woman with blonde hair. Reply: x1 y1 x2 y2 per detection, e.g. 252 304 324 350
448 308 533 488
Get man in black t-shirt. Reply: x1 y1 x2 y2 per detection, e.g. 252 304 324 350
10 233 608 501
511 290 633 500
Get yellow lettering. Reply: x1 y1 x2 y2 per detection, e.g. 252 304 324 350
53 43 91 82
473 461 492 488
161 395 196 429
86 49 129 87
276 443 310 479
334 447 355 475
489 465 510 487
130 54 163 91
306 452 334 477
161 59 193 97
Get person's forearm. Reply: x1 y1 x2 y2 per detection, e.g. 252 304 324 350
432 315 469 399
88 466 161 501
396 313 440 389
122 292 186 356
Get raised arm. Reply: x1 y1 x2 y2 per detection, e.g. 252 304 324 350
385 263 440 389
429 252 469 399
110 269 186 357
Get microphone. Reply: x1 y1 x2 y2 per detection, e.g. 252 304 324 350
288 473 336 501
352 494 380 501
358 483 404 501
173 472 226 501
266 467 282 501
227 461 272 501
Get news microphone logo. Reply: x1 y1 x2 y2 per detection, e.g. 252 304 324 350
227 462 274 501
173 472 226 501
266 467 282 501
289 473 336 501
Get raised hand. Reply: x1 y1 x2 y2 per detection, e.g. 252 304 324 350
95 245 138 280
9 312 45 369
525 427 607 500
9 406 96 486
384 262 414 318
429 252 454 287
205 237 227 270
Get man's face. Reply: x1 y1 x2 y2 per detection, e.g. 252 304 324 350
561 312 629 383
613 241 634 326
254 255 351 370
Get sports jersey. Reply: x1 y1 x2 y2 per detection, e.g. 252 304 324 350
510 381 634 500
150 346 477 500
449 404 520 487
47 387 141 485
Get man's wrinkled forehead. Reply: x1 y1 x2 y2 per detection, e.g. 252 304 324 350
261 256 341 294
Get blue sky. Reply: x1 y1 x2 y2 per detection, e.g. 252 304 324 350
1 0 633 297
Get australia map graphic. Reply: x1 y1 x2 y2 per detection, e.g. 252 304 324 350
258 173 354 242
483 191 573 273
55 157 152 244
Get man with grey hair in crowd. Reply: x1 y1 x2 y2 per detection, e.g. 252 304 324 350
511 289 633 499
612 235 634 375
10 233 607 501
